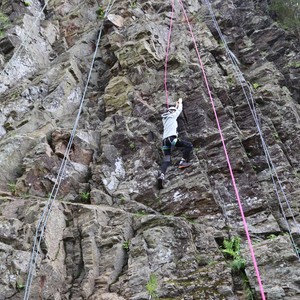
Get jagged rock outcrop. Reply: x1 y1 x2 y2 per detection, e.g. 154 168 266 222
0 0 300 299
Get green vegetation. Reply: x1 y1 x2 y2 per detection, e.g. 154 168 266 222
221 236 246 272
10 89 21 100
221 237 254 299
122 240 130 250
252 82 260 90
227 75 236 87
287 61 300 68
129 142 136 150
16 278 25 290
118 194 126 204
273 131 280 141
146 274 158 299
267 234 278 240
269 0 300 38
0 12 10 38
24 1 31 6
8 182 17 195
79 191 90 202
134 211 148 217
96 6 105 19
129 1 138 8
22 193 30 199
243 277 255 300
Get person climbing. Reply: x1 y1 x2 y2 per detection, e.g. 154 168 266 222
158 97 193 189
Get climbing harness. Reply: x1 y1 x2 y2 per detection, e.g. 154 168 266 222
170 137 178 147
203 0 300 260
22 1 116 299
162 136 178 151
163 0 266 298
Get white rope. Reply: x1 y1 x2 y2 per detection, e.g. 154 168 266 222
22 1 116 299
203 0 300 259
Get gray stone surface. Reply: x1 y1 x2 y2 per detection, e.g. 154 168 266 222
0 0 300 299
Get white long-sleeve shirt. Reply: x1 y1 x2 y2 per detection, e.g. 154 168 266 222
161 102 182 139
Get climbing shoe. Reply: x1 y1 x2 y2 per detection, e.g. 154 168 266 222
178 160 192 169
157 173 164 189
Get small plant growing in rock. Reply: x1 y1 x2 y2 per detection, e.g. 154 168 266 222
96 6 105 19
24 1 31 6
252 82 260 90
146 273 158 299
22 192 30 199
122 240 130 251
16 278 25 290
269 0 300 39
118 194 126 204
221 236 246 272
134 211 148 217
0 12 10 38
273 132 280 140
80 191 90 202
8 182 17 195
129 0 137 8
243 277 255 300
267 234 277 240
227 75 236 87
231 255 246 272
129 142 136 150
287 61 300 68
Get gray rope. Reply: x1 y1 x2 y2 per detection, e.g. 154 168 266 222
203 0 300 259
22 2 116 299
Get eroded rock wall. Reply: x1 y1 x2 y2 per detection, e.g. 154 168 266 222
0 0 300 299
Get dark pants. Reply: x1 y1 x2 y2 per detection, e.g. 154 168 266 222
160 136 193 174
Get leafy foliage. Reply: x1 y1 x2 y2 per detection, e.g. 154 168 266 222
16 279 25 290
269 0 300 38
79 191 90 202
0 12 10 38
96 6 105 19
252 82 260 90
129 0 137 8
146 274 158 299
221 236 246 272
8 182 16 195
122 240 130 250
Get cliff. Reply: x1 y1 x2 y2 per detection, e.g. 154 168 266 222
0 0 300 299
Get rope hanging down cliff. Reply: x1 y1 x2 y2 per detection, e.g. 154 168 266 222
22 2 116 299
164 0 175 109
163 0 266 298
203 0 300 261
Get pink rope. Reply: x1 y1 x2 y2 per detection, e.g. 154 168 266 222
164 0 175 108
177 0 266 299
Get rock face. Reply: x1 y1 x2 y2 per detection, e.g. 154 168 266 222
0 0 300 299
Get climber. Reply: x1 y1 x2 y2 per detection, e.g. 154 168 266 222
158 97 193 189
